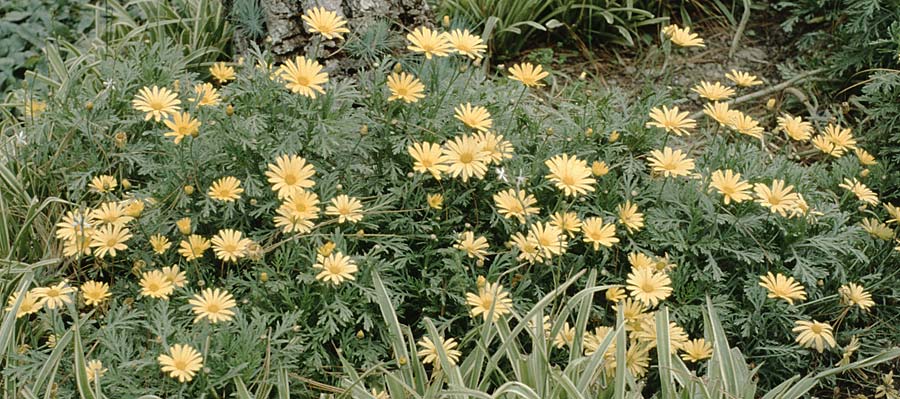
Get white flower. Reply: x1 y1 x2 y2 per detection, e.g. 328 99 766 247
496 167 508 182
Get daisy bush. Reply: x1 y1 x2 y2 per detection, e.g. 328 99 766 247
2 8 900 398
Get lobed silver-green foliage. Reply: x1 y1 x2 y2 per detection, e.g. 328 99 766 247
1 12 899 398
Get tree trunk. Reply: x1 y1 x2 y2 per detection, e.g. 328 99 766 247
258 0 432 59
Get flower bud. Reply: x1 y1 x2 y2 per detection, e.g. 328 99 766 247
176 217 192 235
85 101 94 111
609 130 620 142
442 15 451 28
393 63 403 74
121 179 132 190
183 185 194 195
226 104 234 116
592 161 609 177
766 98 776 110
259 271 269 282
114 132 127 148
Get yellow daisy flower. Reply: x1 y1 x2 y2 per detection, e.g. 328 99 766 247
709 169 753 205
474 131 513 165
662 24 705 47
447 29 486 59
387 72 425 103
211 229 252 262
150 234 171 254
454 103 493 132
5 290 45 318
550 211 582 237
406 26 453 59
493 189 539 223
178 234 211 261
163 112 201 144
162 264 189 288
591 160 610 176
466 281 512 321
777 113 813 141
691 81 735 101
754 180 799 217
408 141 449 180
854 148 877 166
605 286 626 303
582 217 619 250
703 101 738 126
89 175 117 193
326 194 364 224
544 153 595 197
792 320 836 353
680 338 713 362
617 200 644 233
727 111 764 139
209 62 235 84
91 202 133 227
278 56 328 98
648 147 695 177
427 193 444 210
508 62 550 87
189 288 238 323
158 344 203 382
208 176 244 202
758 272 806 304
510 232 543 264
274 190 320 233
139 270 175 299
528 222 567 259
823 124 856 152
302 7 350 39
80 281 111 307
626 267 672 307
313 252 358 285
85 359 107 381
839 282 874 311
725 70 762 87
89 224 132 258
443 134 489 182
646 105 696 136
132 85 181 122
266 154 316 199
839 178 879 206
454 231 489 260
188 82 221 106
417 335 461 369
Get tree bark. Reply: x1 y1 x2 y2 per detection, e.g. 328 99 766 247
260 0 432 59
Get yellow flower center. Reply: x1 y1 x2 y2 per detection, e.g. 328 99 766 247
810 324 823 334
107 238 119 247
46 288 60 298
561 175 575 186
222 244 238 253
326 261 343 274
206 303 220 313
295 75 310 86
459 152 474 164
173 359 187 370
284 173 297 185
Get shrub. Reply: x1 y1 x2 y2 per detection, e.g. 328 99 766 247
1 6 899 398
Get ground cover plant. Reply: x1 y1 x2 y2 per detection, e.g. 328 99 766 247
2 1 900 398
